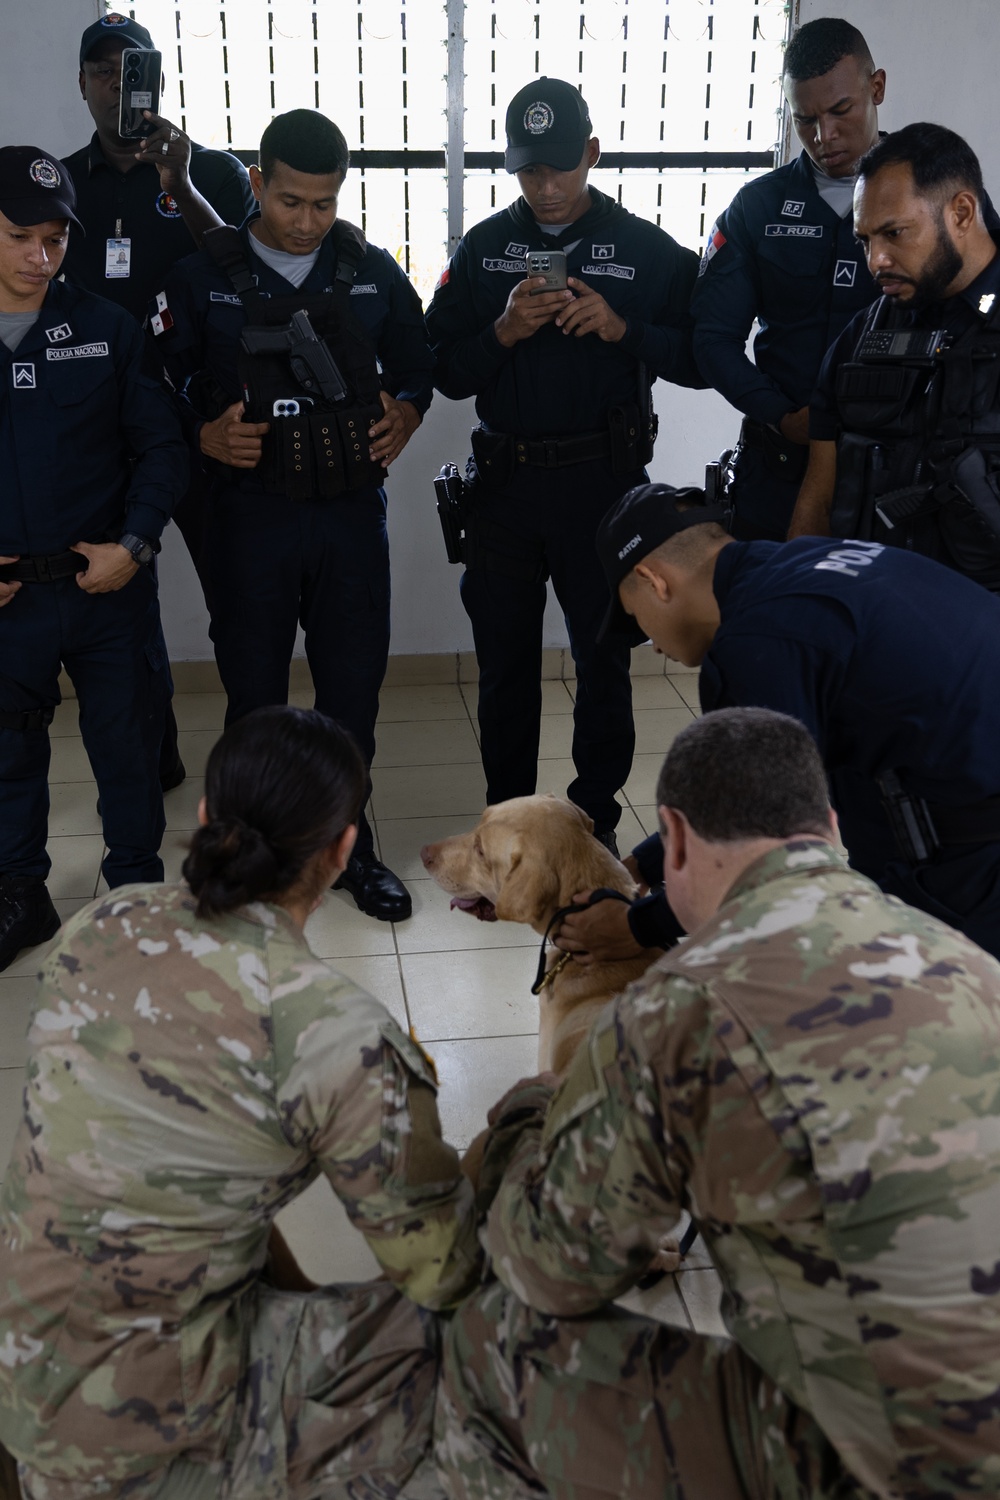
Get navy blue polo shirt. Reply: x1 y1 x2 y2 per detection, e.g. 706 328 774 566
0 279 188 554
61 134 254 323
690 153 877 426
628 536 1000 946
425 188 702 437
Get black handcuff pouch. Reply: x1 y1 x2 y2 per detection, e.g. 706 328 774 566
469 427 516 490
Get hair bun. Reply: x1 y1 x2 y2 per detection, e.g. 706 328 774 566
182 814 280 914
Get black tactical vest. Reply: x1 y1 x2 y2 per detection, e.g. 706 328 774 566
830 293 1000 591
204 221 385 500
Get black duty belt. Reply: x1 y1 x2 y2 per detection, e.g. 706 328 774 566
739 417 796 453
0 552 87 583
514 431 612 468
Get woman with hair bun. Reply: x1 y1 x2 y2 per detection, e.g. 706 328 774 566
0 705 479 1499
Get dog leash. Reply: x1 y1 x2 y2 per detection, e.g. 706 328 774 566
531 887 633 996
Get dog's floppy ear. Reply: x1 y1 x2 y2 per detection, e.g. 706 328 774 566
494 848 562 931
566 801 595 836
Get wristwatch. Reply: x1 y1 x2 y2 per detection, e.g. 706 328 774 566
118 532 158 567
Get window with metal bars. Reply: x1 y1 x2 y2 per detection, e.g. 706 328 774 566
115 0 790 301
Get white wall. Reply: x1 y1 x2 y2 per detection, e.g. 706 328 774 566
4 0 998 658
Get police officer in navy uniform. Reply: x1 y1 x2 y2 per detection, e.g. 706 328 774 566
691 18 887 541
425 78 701 852
0 146 188 972
792 124 1000 594
551 485 1000 968
61 13 255 794
151 110 433 922
62 14 253 328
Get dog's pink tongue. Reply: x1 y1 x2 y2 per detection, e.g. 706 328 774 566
450 896 498 922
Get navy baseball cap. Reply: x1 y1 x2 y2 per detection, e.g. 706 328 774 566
596 483 729 644
80 13 155 66
504 78 592 174
0 147 84 233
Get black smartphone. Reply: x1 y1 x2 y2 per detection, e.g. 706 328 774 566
526 249 568 294
118 48 162 139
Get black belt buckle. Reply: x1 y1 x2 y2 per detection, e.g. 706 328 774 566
541 439 562 468
32 555 54 583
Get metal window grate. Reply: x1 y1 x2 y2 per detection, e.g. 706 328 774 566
113 0 789 300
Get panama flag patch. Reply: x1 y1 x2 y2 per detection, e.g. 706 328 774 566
150 289 174 336
698 223 727 276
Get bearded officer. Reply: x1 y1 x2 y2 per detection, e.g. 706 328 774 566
0 145 187 972
790 122 1000 594
152 109 433 922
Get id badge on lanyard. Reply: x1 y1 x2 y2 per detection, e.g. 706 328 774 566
106 237 132 278
106 214 132 279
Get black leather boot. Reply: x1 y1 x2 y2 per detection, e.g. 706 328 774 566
0 875 60 973
334 854 412 922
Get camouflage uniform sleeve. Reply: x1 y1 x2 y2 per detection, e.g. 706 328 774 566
275 976 481 1311
484 985 689 1316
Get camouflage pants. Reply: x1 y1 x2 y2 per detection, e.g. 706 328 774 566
434 1280 869 1500
20 1279 439 1500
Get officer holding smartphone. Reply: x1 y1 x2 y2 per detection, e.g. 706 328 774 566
62 15 253 330
426 78 702 851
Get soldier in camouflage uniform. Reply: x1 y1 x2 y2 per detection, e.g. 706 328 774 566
0 707 480 1499
435 708 1000 1500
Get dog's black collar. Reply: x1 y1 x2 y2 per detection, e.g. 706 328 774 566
531 887 632 996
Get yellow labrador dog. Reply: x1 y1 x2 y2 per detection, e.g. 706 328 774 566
420 794 658 1074
422 794 683 1275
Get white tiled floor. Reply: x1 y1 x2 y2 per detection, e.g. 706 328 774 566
0 658 723 1332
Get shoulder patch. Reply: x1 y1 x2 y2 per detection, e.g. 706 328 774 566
150 289 173 336
698 224 727 276
379 1019 439 1088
